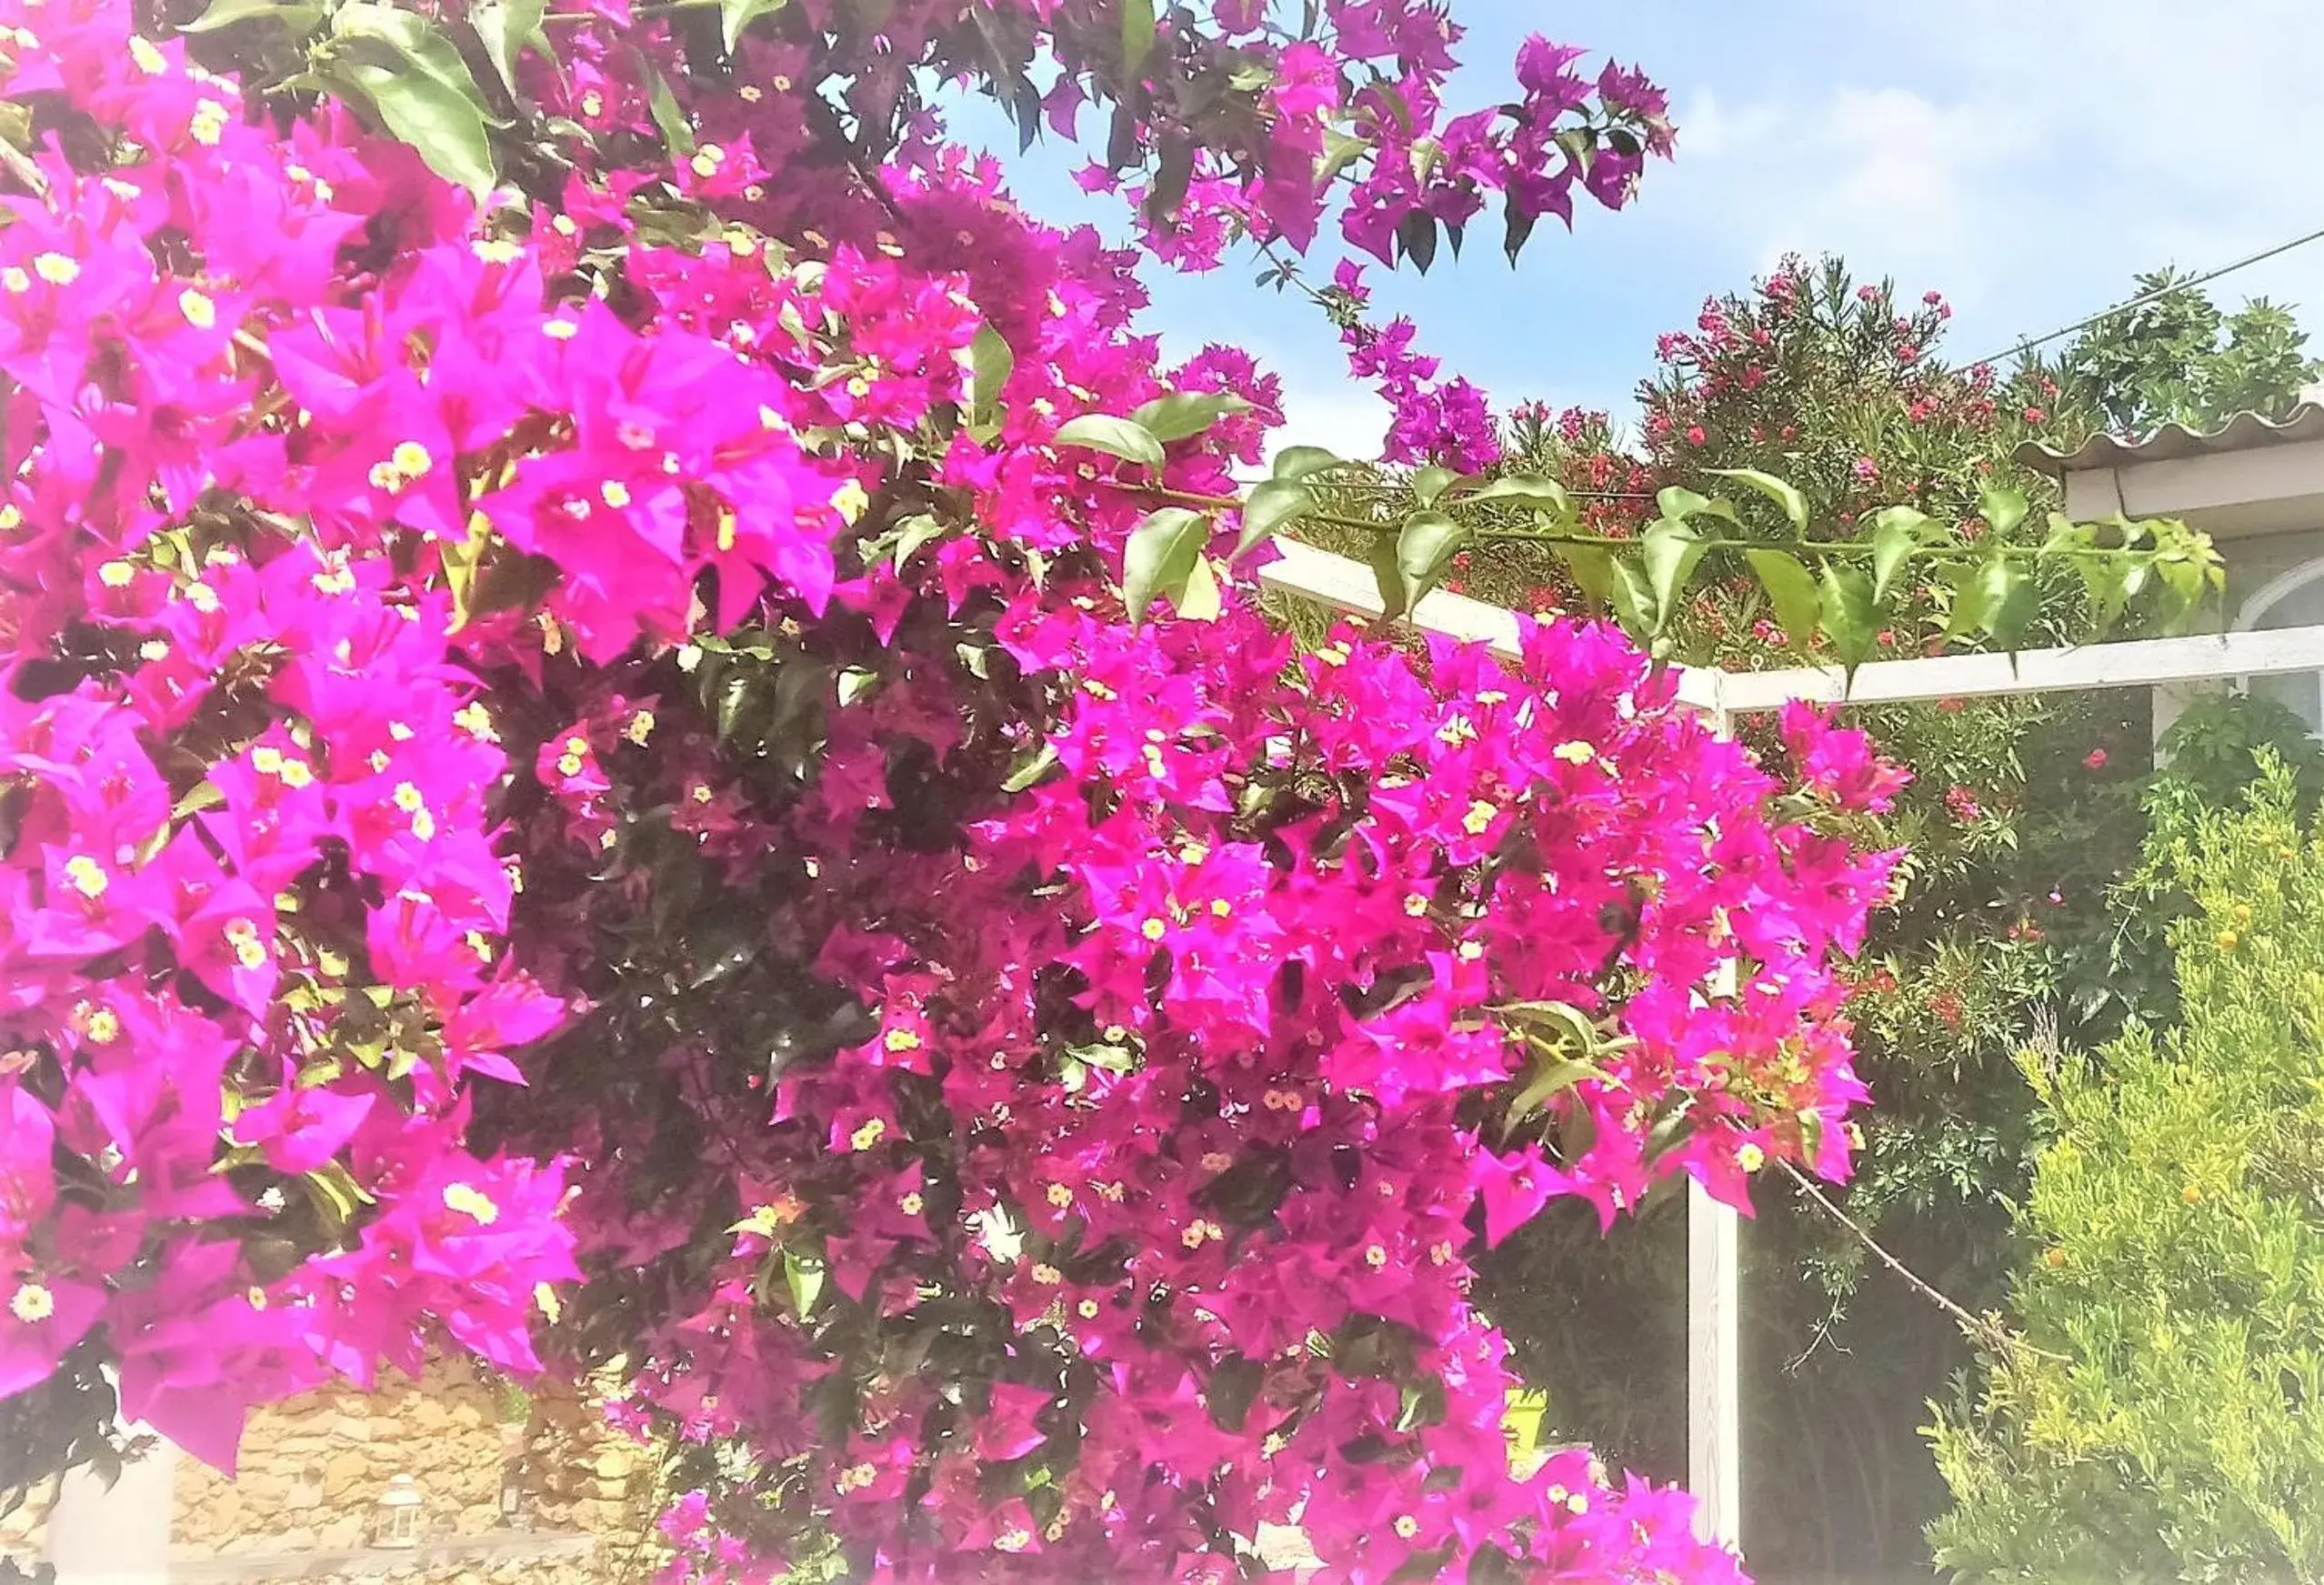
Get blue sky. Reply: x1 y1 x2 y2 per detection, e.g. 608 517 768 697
957 0 2324 456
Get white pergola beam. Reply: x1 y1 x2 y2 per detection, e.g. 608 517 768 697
1712 620 2324 715
1257 533 2324 1556
1260 535 2324 717
1257 537 1727 712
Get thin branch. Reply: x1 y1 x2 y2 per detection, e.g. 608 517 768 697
1779 1159 2064 1363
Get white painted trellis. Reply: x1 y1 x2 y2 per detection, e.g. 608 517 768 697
1256 532 2324 1549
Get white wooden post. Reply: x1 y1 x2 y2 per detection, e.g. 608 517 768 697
45 1432 175 1584
1688 687 1743 1549
1687 1176 1741 1544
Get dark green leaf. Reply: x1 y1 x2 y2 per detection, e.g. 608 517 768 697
1129 391 1252 444
1396 207 1437 273
1744 548 1821 653
1502 203 1538 266
1145 133 1193 224
1206 1356 1264 1433
1234 478 1314 557
1369 533 1407 621
1707 467 1808 534
1395 509 1465 609
1055 414 1165 469
637 54 696 159
1121 507 1207 624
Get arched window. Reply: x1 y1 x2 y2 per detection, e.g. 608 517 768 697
2237 557 2324 735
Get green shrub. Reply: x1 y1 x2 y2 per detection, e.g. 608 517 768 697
1928 758 2324 1581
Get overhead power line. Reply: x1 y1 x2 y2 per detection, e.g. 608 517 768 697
1965 223 2324 369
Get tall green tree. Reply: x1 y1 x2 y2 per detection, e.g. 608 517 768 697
2038 266 2323 438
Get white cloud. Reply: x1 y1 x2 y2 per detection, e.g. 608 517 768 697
1646 0 2324 347
1267 384 1391 464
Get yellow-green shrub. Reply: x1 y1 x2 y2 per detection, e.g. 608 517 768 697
1928 758 2324 1580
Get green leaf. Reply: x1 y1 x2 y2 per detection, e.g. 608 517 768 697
1462 475 1573 519
1943 557 1994 646
1317 126 1368 187
1656 486 1716 524
1557 544 1614 609
1744 548 1821 653
1868 506 1935 603
891 513 947 573
966 323 1013 430
1411 465 1457 508
637 54 695 159
1606 557 1655 638
323 52 495 198
1145 134 1194 224
1368 533 1408 621
1638 517 1707 627
333 5 493 111
1174 554 1222 620
183 0 324 33
1055 414 1165 469
783 1249 826 1319
1508 1056 1595 1126
1121 507 1208 624
1002 741 1061 794
1206 1356 1265 1433
721 0 787 52
470 0 546 96
1120 0 1155 69
1234 478 1314 558
1978 486 2029 540
1128 391 1252 444
1395 509 1465 609
1978 556 2038 650
1707 467 1808 534
1818 563 1878 667
1272 446 1340 482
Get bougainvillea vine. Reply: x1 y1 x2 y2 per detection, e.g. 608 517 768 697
0 0 1926 1579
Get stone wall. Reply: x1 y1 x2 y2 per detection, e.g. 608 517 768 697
166 1357 655 1560
3 1356 657 1578
171 1357 514 1556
